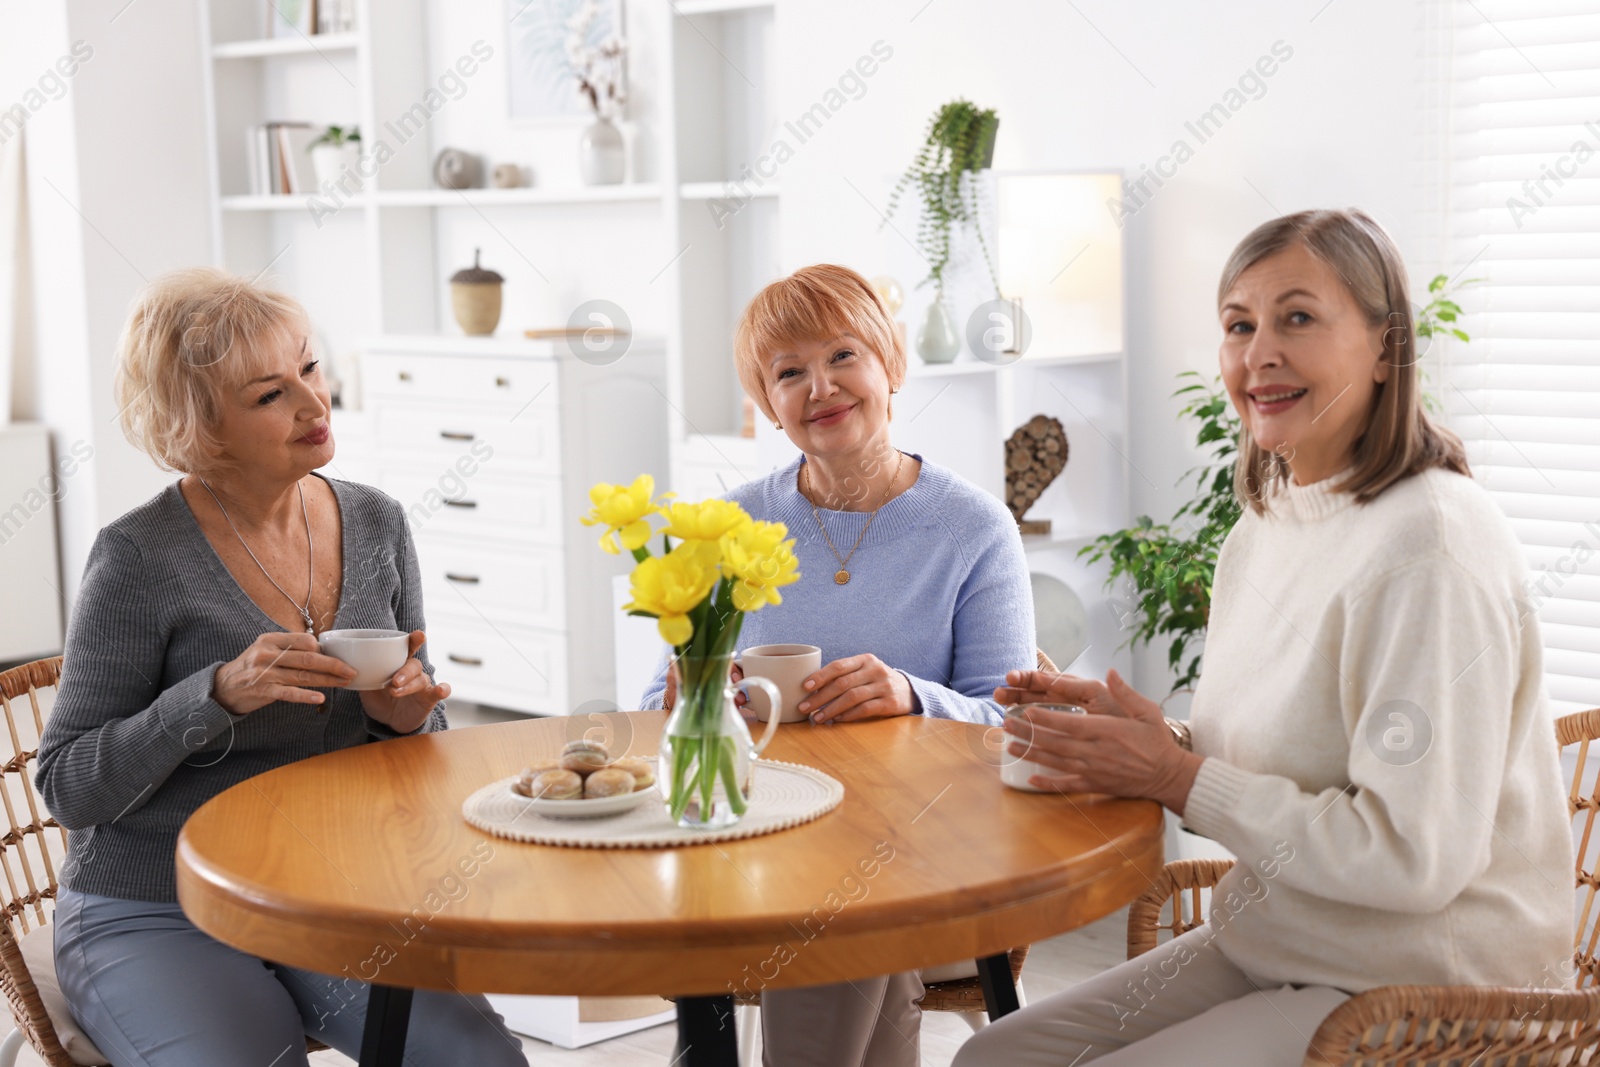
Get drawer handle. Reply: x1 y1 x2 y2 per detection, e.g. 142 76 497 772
443 499 478 509
397 371 412 382
448 653 484 667
444 572 481 584
495 376 510 387
439 430 476 441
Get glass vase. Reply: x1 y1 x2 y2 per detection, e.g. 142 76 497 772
659 652 780 830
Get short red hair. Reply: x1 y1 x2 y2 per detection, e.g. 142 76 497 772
734 264 906 423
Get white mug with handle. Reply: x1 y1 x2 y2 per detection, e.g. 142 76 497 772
735 644 823 722
732 675 784 754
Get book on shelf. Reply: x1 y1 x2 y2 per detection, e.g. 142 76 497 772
246 121 315 196
315 0 356 33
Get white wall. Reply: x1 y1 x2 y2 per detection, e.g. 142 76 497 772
769 0 1427 697
1 0 212 609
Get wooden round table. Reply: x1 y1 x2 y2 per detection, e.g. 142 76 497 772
177 712 1163 1066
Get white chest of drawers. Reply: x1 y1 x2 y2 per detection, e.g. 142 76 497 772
360 336 667 716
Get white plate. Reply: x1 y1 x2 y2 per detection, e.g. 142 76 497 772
508 781 660 819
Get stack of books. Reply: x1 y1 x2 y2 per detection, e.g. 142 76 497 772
245 122 318 196
315 0 357 34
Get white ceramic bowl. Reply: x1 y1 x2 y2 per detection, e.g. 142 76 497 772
509 781 659 819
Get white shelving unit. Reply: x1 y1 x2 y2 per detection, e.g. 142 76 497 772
192 0 681 726
660 0 778 497
197 0 776 509
210 32 361 59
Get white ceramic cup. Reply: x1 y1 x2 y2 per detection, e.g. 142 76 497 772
735 644 823 723
318 628 410 691
1000 703 1085 792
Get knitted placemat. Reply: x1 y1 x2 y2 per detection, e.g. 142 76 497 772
461 759 844 848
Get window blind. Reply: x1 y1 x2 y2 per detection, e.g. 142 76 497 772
1438 1 1600 715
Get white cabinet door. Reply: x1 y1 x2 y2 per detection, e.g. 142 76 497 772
379 468 565 547
364 352 557 409
427 610 568 716
414 534 566 632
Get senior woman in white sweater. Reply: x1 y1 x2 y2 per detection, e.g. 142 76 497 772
954 208 1574 1065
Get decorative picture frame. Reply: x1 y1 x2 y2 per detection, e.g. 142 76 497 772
506 0 627 123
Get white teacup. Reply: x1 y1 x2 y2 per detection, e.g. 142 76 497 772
1000 703 1084 792
736 644 822 723
318 628 409 691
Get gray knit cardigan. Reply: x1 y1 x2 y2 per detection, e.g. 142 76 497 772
35 473 447 902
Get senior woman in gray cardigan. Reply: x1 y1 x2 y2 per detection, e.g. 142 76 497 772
641 264 1037 1067
35 269 526 1067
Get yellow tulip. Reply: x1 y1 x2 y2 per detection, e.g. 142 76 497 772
580 474 671 555
720 520 800 612
659 499 752 543
623 540 721 646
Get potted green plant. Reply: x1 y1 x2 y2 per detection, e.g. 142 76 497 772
1081 274 1477 697
884 99 1000 363
309 125 362 190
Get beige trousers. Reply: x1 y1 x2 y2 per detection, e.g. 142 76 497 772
759 970 926 1067
952 926 1351 1066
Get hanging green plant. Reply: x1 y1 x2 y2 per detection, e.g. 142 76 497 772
883 99 1000 295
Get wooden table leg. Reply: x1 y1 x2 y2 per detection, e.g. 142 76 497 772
976 952 1021 1022
359 984 414 1067
677 994 739 1066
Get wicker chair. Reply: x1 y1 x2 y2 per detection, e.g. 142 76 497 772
0 657 329 1065
1125 706 1600 1067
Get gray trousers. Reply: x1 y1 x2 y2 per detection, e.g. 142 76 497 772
952 925 1351 1066
53 888 529 1067
760 971 925 1067
669 970 925 1067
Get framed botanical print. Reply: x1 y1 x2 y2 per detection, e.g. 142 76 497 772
507 0 627 123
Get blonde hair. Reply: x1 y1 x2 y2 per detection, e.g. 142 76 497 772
1216 208 1468 513
114 267 309 475
734 264 906 423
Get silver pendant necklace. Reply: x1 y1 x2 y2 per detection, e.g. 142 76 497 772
199 477 316 633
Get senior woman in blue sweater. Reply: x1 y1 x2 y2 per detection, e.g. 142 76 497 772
35 269 527 1067
640 263 1036 1067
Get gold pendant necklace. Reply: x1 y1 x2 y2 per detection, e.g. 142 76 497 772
804 449 905 586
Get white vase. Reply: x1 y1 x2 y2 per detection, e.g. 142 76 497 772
579 117 626 186
311 143 361 193
916 296 961 364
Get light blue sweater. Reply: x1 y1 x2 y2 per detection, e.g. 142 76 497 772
639 453 1035 724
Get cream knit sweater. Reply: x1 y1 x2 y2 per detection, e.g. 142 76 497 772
1182 467 1574 994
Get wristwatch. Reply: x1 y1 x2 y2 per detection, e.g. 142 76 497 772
1164 717 1193 751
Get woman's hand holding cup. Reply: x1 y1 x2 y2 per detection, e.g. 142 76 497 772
354 630 449 734
212 632 357 716
995 667 1202 814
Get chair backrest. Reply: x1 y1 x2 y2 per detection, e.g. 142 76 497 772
0 656 74 1066
0 657 67 938
1556 706 1600 989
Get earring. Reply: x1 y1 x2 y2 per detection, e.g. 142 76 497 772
773 421 782 429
